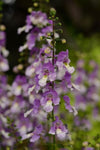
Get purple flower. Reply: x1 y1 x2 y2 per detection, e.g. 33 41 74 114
33 99 41 114
86 147 94 150
18 11 48 34
36 62 56 87
39 46 52 58
26 28 40 50
10 96 26 114
0 31 6 48
24 99 41 117
39 24 53 38
41 90 60 112
64 71 72 88
30 125 43 142
74 116 91 130
0 75 7 84
11 75 28 96
63 95 72 112
63 95 77 115
56 50 74 79
30 11 48 28
22 124 43 143
25 63 35 77
0 55 9 72
16 114 32 136
49 116 68 140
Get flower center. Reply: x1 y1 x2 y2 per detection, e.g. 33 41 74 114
44 47 51 54
56 128 62 134
44 69 49 76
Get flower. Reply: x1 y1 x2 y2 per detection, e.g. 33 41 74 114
41 90 60 112
49 116 68 140
86 148 94 150
11 75 28 96
24 99 41 117
0 31 6 48
10 96 26 114
22 124 43 143
16 114 32 136
26 27 40 50
30 11 48 28
0 55 9 72
56 50 74 79
63 95 77 116
36 62 56 87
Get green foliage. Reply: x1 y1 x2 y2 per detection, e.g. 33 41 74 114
0 0 3 11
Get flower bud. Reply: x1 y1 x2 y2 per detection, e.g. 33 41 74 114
33 2 38 7
40 36 43 40
47 32 51 36
17 64 23 70
28 7 33 13
62 39 66 44
82 141 88 147
96 144 100 148
0 25 6 31
50 8 56 17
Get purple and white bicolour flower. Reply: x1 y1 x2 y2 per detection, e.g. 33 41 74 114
30 11 48 28
39 46 53 58
16 114 32 136
36 62 56 87
22 124 43 143
10 96 26 114
0 55 9 72
18 11 48 34
0 31 9 57
19 27 40 52
0 31 6 48
41 90 60 112
24 99 41 117
56 50 74 79
11 75 28 96
49 116 68 140
25 59 40 77
63 95 77 116
26 28 40 50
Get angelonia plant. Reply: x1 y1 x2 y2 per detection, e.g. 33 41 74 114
6 1 78 149
0 1 13 149
16 5 78 148
1 0 100 150
74 60 100 128
0 1 78 149
71 60 100 150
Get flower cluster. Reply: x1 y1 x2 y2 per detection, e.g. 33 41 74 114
0 26 9 71
74 60 100 129
0 9 77 150
12 10 77 147
0 25 13 147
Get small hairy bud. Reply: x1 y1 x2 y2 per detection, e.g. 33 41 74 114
40 36 43 40
96 144 100 148
50 8 56 17
0 25 6 31
33 2 38 7
82 141 88 147
61 39 66 44
17 64 23 70
28 7 33 13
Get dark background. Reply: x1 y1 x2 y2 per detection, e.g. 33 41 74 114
2 0 100 67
